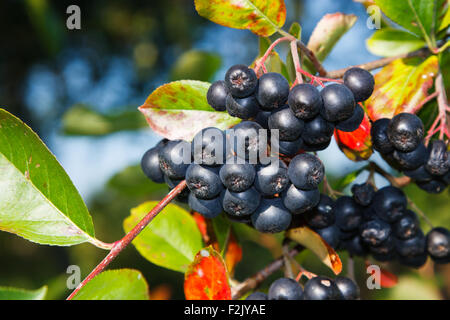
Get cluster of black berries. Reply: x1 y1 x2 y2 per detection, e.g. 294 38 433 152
141 120 328 234
371 113 449 193
246 276 359 300
207 65 374 155
296 183 450 267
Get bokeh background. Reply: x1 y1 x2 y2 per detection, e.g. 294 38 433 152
0 0 449 300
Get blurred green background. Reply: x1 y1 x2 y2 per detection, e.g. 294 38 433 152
0 0 448 300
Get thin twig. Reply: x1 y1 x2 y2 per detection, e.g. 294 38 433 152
296 40 328 76
369 162 411 188
408 198 434 229
425 73 450 142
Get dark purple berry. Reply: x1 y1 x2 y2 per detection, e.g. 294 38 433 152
219 158 255 192
399 252 428 268
425 140 449 176
395 230 426 257
320 84 356 122
231 121 266 161
387 113 424 152
282 184 320 214
404 165 433 181
301 115 334 145
302 138 332 151
393 143 428 170
416 179 447 194
225 94 260 119
256 72 290 110
334 196 363 231
372 186 407 222
141 146 164 183
225 64 257 98
251 198 292 233
254 159 289 196
277 136 303 156
288 83 322 120
268 106 304 141
246 292 268 300
268 278 303 300
371 118 394 154
343 67 374 102
207 80 228 111
334 276 360 300
254 110 272 128
287 153 324 190
188 193 222 218
394 210 420 240
305 194 335 229
222 187 261 217
186 164 223 199
315 224 341 249
192 127 227 166
360 219 391 246
304 276 343 300
426 227 450 263
335 104 364 132
351 183 375 206
159 140 191 179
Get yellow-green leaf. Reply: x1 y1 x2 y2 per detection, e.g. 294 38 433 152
0 286 47 300
367 28 426 57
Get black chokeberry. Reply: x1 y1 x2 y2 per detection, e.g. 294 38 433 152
246 292 268 300
320 83 356 122
387 113 424 152
305 194 335 229
360 219 391 246
372 186 406 222
268 106 304 141
393 143 428 170
370 236 395 256
343 235 368 257
287 153 324 190
343 67 374 102
303 276 343 300
395 230 426 257
282 184 320 214
251 198 292 233
426 227 450 263
219 157 255 192
371 118 394 154
394 210 420 240
192 127 227 166
277 136 303 156
334 276 360 300
403 165 433 181
253 159 289 196
315 224 341 249
416 179 447 194
159 139 191 179
301 115 334 145
254 110 272 128
256 72 290 110
288 84 322 120
185 164 223 199
207 80 228 111
399 252 428 268
141 146 164 183
222 187 261 217
188 193 223 218
351 183 375 206
334 196 363 231
335 104 364 132
302 137 332 152
225 94 260 119
231 121 266 161
224 64 257 98
165 176 190 203
425 140 449 176
268 278 303 300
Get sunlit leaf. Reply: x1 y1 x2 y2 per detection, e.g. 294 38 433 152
194 0 286 37
71 269 149 300
367 28 426 57
286 226 342 275
0 286 47 300
123 201 203 273
335 112 373 161
139 81 241 141
365 56 439 120
170 50 221 82
184 246 232 300
0 109 97 246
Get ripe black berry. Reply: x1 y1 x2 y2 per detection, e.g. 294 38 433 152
301 115 334 145
185 164 223 199
268 106 304 141
253 159 289 196
360 219 391 246
268 278 303 300
224 64 257 98
372 186 407 222
207 80 229 111
351 183 375 206
320 83 356 122
256 72 290 110
416 179 447 194
225 94 260 119
335 104 364 132
343 67 374 102
231 121 266 161
165 176 190 203
282 184 320 214
403 165 433 181
399 252 428 268
315 224 341 249
287 153 324 190
395 230 426 257
426 227 450 263
343 235 368 257
387 113 424 152
288 84 322 120
254 110 272 128
277 136 303 156
425 140 449 176
334 196 363 231
305 194 335 229
192 127 227 166
246 292 268 300
370 236 395 256
371 118 394 154
302 137 332 152
394 210 420 240
188 193 223 218
392 143 428 170
303 276 343 300
141 146 164 183
219 158 255 192
334 276 360 300
251 198 292 233
222 187 261 217
159 139 191 179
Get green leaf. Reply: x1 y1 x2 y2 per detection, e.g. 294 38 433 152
439 49 450 97
252 37 290 80
0 285 47 300
438 1 450 31
170 50 221 82
334 168 366 190
212 214 231 253
123 201 204 273
0 109 98 246
286 22 302 83
62 104 148 136
194 0 286 37
139 80 241 141
71 269 149 300
367 28 426 57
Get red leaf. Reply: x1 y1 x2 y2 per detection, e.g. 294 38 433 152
366 261 398 288
184 246 231 300
334 111 373 161
192 212 208 240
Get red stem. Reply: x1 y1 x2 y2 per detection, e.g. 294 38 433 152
254 36 295 75
66 180 187 300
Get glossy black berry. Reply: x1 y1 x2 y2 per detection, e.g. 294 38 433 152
387 113 424 152
288 83 322 120
246 292 268 300
277 136 303 156
426 227 450 263
351 183 375 206
282 184 320 214
301 115 334 145
253 159 289 196
141 146 164 183
343 235 368 257
395 230 426 257
403 165 433 181
425 140 449 176
360 219 391 246
305 194 335 229
224 64 257 98
251 198 292 233
188 193 222 218
393 143 428 170
222 187 261 217
254 110 272 128
219 158 255 192
304 276 343 300
207 80 228 111
335 104 364 132
372 249 397 262
256 72 290 110
399 252 428 268
343 67 374 102
381 152 404 171
231 121 266 161
268 106 304 141
225 94 260 119
320 83 356 122
370 236 395 256
165 176 190 203
302 137 332 152
268 278 303 300
416 179 447 194
334 276 360 300
372 186 407 222
334 196 363 231
192 127 227 166
394 210 420 240
185 164 223 199
315 224 341 249
371 118 394 154
287 153 324 190
159 140 191 179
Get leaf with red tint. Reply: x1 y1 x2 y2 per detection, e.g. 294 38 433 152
366 56 439 121
192 212 208 241
286 226 342 275
225 232 243 276
334 111 373 161
184 246 232 300
366 261 398 288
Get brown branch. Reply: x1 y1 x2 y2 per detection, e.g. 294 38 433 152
369 162 411 188
296 40 328 76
